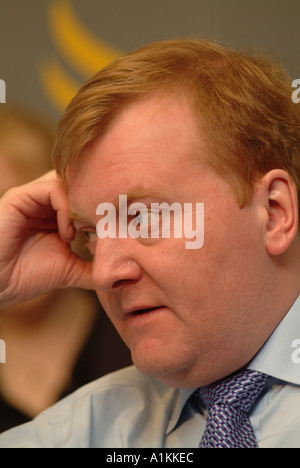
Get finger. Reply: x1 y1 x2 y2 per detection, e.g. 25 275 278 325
49 183 75 243
36 170 58 182
63 256 94 291
4 177 74 243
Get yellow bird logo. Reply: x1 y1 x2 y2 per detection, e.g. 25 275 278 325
39 0 122 113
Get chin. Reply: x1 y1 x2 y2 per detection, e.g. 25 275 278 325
131 350 200 389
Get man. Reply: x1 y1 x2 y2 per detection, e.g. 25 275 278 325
0 38 299 448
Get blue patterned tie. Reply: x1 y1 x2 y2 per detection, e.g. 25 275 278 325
199 369 270 448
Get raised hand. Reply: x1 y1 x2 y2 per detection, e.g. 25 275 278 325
0 171 94 308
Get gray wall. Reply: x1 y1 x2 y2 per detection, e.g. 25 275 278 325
1 0 299 124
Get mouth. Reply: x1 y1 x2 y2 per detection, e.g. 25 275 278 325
130 307 162 316
125 306 167 318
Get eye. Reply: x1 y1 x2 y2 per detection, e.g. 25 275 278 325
128 208 161 237
147 210 160 231
80 229 98 244
135 210 157 228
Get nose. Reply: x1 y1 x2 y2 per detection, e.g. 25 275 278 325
92 237 143 292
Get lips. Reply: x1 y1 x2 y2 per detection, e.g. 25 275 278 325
125 306 166 317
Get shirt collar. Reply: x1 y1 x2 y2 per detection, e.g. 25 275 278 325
248 294 300 385
165 388 196 435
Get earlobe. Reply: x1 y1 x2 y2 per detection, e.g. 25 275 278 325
261 170 299 256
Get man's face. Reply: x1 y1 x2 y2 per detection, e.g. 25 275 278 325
68 95 272 388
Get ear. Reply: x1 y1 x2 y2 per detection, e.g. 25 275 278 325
259 170 299 256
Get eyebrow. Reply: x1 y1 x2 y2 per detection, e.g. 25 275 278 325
69 185 172 223
113 185 171 210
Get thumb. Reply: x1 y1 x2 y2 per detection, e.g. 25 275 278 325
62 255 94 291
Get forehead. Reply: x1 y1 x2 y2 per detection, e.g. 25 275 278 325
67 94 207 213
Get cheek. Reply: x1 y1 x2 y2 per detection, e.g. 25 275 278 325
160 209 262 309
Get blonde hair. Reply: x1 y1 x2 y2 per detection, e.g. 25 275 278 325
52 38 300 216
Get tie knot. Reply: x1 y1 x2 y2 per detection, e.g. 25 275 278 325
199 369 270 414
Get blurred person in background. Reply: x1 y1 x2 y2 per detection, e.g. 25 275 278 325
0 105 131 432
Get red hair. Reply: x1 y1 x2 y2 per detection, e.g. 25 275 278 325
52 38 300 217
